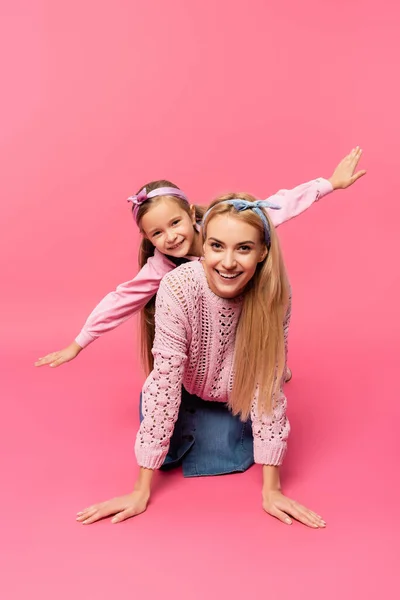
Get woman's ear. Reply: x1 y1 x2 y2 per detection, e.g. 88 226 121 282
258 247 268 263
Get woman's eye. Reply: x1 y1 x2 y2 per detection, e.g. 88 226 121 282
239 245 251 252
210 242 222 250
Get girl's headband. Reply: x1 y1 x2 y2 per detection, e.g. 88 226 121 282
127 186 189 223
202 199 281 249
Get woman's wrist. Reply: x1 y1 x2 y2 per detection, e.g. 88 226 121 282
134 467 155 495
262 465 281 494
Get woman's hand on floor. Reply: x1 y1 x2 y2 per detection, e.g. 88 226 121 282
77 490 150 525
262 489 326 528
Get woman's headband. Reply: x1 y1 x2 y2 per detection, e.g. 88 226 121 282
203 199 281 249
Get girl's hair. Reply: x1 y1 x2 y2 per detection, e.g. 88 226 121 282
135 179 206 374
203 193 290 420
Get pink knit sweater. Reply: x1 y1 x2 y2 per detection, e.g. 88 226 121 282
135 261 291 470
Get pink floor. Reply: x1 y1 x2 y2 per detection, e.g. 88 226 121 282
3 220 399 598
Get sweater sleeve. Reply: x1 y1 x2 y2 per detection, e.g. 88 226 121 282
250 295 292 466
74 250 176 348
134 274 190 470
265 178 333 228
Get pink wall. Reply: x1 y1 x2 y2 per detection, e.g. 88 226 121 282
2 1 399 349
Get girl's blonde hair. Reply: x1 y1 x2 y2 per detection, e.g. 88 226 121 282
203 193 290 420
134 179 206 374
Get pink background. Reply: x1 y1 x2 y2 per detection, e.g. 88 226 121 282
1 1 399 598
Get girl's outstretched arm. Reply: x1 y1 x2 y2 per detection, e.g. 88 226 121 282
266 147 366 228
34 249 178 368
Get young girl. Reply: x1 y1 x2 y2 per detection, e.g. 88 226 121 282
76 191 330 528
34 148 365 376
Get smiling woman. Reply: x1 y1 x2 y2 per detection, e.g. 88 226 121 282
76 193 326 530
202 194 281 299
202 194 289 419
203 215 267 297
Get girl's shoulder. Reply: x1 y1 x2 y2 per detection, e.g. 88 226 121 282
148 248 177 274
150 249 200 272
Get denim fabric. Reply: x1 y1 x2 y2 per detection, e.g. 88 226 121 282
139 388 254 478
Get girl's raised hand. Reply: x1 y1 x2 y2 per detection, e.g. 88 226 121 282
34 341 82 368
262 489 326 528
76 490 150 525
328 147 366 190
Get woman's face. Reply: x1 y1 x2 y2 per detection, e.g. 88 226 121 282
203 213 267 299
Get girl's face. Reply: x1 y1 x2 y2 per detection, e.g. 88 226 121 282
141 198 197 258
203 214 267 299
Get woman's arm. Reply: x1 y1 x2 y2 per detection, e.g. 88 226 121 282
250 296 292 467
76 272 190 525
134 276 190 470
251 298 326 528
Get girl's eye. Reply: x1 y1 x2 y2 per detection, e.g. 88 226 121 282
152 231 162 238
172 219 181 226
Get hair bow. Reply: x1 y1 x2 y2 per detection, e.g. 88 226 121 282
127 187 148 208
203 198 281 249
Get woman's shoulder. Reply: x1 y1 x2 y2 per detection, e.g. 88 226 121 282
162 259 203 287
158 260 205 305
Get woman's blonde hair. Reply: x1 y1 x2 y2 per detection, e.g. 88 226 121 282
134 179 206 374
203 193 290 420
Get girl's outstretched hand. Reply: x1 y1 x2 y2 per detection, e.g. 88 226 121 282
329 147 366 190
76 490 150 525
34 341 82 368
262 489 326 528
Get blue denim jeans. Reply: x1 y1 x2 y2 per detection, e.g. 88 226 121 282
139 388 254 478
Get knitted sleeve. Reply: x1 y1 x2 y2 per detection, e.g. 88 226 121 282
134 271 190 470
250 294 292 466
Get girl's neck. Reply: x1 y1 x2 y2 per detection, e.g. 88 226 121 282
188 228 203 257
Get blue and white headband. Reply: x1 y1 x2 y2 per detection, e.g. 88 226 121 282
203 199 281 249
